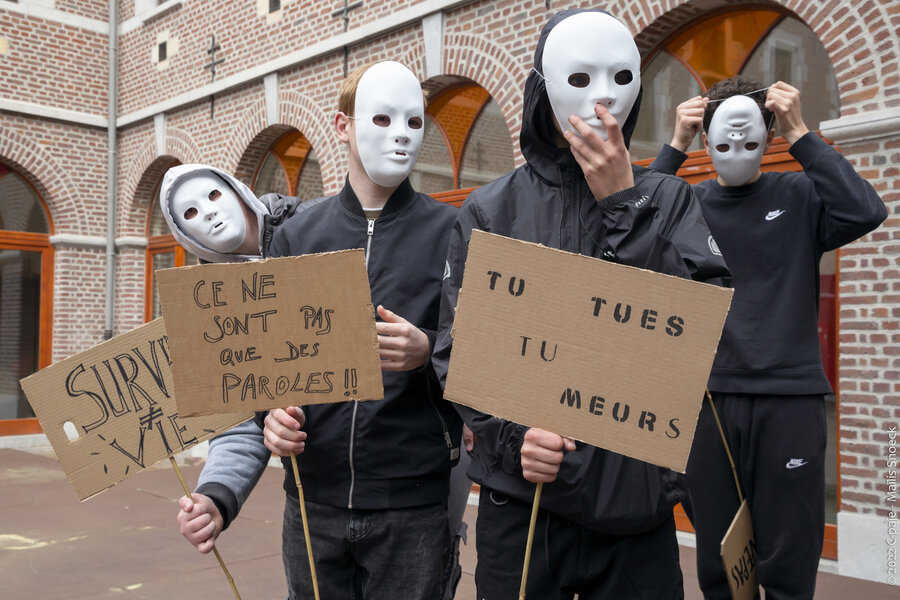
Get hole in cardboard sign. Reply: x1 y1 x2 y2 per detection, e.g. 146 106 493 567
63 421 79 442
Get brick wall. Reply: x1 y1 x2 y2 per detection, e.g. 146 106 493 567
51 247 107 360
57 0 109 21
0 11 107 115
835 135 900 517
0 115 106 236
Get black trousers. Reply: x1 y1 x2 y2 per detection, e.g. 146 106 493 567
474 487 684 599
686 393 826 600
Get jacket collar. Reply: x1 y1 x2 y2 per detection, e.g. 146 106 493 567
339 176 416 218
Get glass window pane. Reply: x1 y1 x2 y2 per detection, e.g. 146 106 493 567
458 99 515 189
150 252 175 320
409 116 455 194
254 152 291 197
666 10 782 89
148 197 170 236
0 171 49 233
295 149 324 201
741 17 840 132
0 249 42 419
631 52 702 161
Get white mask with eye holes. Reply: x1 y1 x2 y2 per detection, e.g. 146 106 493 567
541 11 641 141
353 61 425 188
707 95 768 186
169 171 247 253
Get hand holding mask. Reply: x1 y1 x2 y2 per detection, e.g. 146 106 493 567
765 81 809 145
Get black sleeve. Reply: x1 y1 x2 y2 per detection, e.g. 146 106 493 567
432 199 530 476
268 222 290 259
648 144 688 176
659 179 732 287
789 132 887 250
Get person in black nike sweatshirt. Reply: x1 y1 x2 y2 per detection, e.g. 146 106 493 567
433 9 730 599
650 75 887 600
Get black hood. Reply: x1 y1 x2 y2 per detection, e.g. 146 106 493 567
521 8 643 184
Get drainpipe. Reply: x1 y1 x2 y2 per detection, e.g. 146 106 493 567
104 0 119 340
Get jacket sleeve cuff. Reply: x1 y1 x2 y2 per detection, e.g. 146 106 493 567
598 186 641 211
648 143 688 175
415 327 438 372
196 482 239 531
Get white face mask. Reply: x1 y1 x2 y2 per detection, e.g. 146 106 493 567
707 95 768 186
353 61 425 188
169 172 247 253
542 12 641 141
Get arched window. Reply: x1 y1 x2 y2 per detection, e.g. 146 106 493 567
413 78 515 205
633 7 841 558
0 165 53 435
631 9 839 159
252 131 324 200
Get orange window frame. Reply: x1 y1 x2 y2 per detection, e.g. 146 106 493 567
145 234 188 323
0 231 54 436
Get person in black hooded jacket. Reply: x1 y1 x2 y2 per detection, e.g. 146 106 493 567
432 9 730 599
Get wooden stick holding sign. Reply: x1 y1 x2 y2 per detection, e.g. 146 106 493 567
519 482 543 600
170 456 242 600
19 318 253 597
290 451 321 600
445 231 733 593
156 252 384 597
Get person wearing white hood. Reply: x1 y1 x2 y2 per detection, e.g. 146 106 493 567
650 76 886 599
160 163 313 262
163 164 326 574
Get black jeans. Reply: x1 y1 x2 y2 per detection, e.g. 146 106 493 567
686 393 826 600
282 495 449 599
474 487 684 599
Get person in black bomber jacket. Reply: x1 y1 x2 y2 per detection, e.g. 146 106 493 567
432 9 730 599
649 75 887 599
260 60 461 600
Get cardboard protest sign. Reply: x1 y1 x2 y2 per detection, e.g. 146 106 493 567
721 500 759 600
156 250 383 416
444 230 732 472
20 318 251 501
